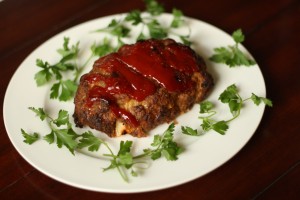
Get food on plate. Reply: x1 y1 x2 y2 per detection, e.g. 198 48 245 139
73 38 213 137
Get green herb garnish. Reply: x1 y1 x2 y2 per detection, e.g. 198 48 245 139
96 0 191 48
142 123 183 161
144 0 165 16
210 29 256 67
21 129 39 144
34 37 79 101
28 107 79 154
182 84 272 136
22 107 183 182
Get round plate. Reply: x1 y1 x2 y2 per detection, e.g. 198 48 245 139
3 13 266 193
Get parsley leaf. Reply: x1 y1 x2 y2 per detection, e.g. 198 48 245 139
21 129 39 144
118 141 133 156
57 37 79 63
232 29 245 43
34 37 82 102
125 10 143 25
91 38 115 57
211 121 229 135
181 126 200 136
148 123 183 161
77 131 103 152
219 84 239 103
199 101 214 113
97 19 130 38
251 93 273 107
47 128 78 154
144 0 164 16
53 110 69 127
28 107 47 121
50 79 77 101
219 84 241 115
44 130 55 144
200 118 229 135
34 37 79 86
34 59 52 86
119 152 134 167
171 8 184 28
147 19 168 39
200 118 213 131
210 29 256 67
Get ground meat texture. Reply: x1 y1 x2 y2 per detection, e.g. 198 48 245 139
73 38 213 137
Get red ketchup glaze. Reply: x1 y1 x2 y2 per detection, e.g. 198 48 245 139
118 40 197 92
86 54 157 101
163 43 199 73
110 106 139 127
85 53 158 127
84 39 199 128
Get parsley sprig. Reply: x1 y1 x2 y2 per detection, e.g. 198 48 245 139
27 107 79 154
95 0 191 48
136 123 183 161
210 29 256 67
99 123 182 182
182 84 272 136
145 0 165 16
34 37 78 86
21 129 39 144
34 37 80 101
34 37 116 101
22 107 182 182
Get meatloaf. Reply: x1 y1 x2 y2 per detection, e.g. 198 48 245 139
73 38 213 137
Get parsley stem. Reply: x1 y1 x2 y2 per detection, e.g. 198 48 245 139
102 142 129 182
73 54 93 83
225 108 241 123
199 110 217 119
225 94 243 123
133 152 150 159
242 97 252 102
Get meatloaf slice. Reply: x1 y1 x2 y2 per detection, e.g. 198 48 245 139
73 38 213 137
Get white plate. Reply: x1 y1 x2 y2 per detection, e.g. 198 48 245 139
3 13 266 193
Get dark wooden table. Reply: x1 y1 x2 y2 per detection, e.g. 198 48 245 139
1 0 299 199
